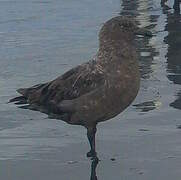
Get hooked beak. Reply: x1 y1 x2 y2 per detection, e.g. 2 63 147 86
135 28 153 37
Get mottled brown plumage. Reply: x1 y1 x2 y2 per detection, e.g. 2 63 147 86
10 16 150 160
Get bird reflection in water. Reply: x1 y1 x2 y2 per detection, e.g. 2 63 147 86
10 16 151 161
120 0 161 113
161 0 180 12
162 1 181 109
133 100 162 112
90 159 99 180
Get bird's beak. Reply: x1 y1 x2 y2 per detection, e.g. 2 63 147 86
135 28 153 37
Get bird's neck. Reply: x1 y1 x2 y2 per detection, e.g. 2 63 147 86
98 39 136 63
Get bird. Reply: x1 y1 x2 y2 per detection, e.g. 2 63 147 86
10 16 151 161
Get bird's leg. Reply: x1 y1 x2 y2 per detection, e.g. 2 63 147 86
86 126 97 159
90 158 99 180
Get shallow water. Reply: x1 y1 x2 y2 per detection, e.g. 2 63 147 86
0 0 181 179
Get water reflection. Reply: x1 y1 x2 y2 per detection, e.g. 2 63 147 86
121 0 161 112
133 100 162 112
90 160 99 180
162 1 181 109
121 0 157 79
161 0 180 12
173 0 181 13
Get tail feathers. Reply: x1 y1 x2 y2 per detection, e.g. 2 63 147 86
8 88 31 105
17 83 46 97
8 96 27 104
17 88 25 95
15 99 28 105
17 88 29 97
9 83 48 106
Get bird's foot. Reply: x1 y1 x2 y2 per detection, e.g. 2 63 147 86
87 150 97 158
87 150 99 162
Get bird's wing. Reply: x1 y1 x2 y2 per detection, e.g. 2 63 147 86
46 59 105 102
62 60 105 99
13 59 105 105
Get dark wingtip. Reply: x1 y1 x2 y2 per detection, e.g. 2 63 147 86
8 88 28 104
8 96 27 104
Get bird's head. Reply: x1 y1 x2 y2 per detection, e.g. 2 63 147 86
99 16 152 44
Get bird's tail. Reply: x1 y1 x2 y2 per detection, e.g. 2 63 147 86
8 87 32 105
8 95 27 105
9 83 45 105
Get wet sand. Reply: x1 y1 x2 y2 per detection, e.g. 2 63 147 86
1 109 181 179
1 114 181 180
1 0 181 179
